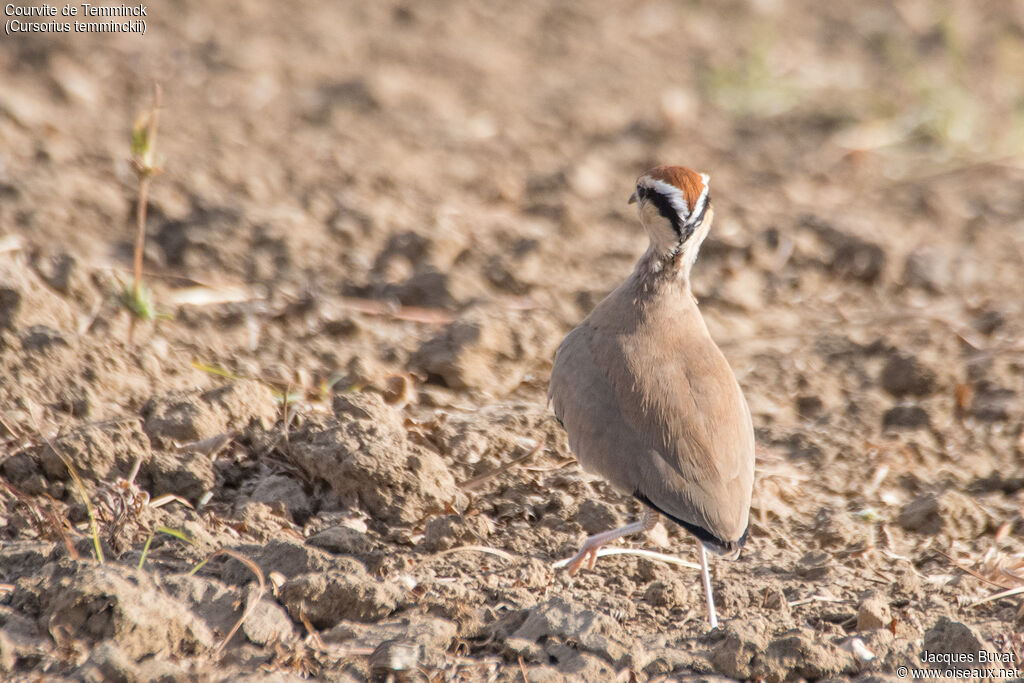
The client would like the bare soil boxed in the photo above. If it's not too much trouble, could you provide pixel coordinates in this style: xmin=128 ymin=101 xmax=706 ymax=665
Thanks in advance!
xmin=2 ymin=1 xmax=1024 ymax=681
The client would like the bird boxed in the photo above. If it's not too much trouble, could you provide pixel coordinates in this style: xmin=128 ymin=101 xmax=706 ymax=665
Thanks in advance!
xmin=548 ymin=165 xmax=754 ymax=629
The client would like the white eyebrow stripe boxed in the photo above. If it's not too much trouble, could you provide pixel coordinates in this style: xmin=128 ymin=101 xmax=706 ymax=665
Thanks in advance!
xmin=637 ymin=176 xmax=691 ymax=220
xmin=688 ymin=173 xmax=710 ymax=226
xmin=636 ymin=173 xmax=711 ymax=227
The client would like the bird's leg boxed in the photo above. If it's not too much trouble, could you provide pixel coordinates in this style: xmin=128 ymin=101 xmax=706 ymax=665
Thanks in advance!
xmin=565 ymin=510 xmax=658 ymax=575
xmin=698 ymin=541 xmax=719 ymax=630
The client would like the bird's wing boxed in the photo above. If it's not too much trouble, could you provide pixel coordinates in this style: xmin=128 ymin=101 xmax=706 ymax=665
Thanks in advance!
xmin=549 ymin=319 xmax=754 ymax=546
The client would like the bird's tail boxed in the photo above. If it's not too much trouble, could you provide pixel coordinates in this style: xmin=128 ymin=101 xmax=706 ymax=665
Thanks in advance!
xmin=634 ymin=490 xmax=748 ymax=560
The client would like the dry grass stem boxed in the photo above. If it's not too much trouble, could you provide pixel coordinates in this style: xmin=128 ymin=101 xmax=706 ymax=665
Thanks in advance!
xmin=165 ymin=285 xmax=259 ymax=307
xmin=0 ymin=234 xmax=25 ymax=253
xmin=178 ymin=433 xmax=235 ymax=457
xmin=131 ymin=83 xmax=162 ymax=302
xmin=149 ymin=493 xmax=194 ymax=509
xmin=787 ymin=594 xmax=848 ymax=608
xmin=125 ymin=81 xmax=165 ymax=342
xmin=338 ymin=296 xmax=454 ymax=324
xmin=938 ymin=550 xmax=1017 ymax=591
xmin=457 ymin=440 xmax=545 ymax=491
xmin=968 ymin=586 xmax=1024 ymax=608
xmin=1 ymin=478 xmax=78 ymax=555
xmin=44 ymin=440 xmax=104 ymax=563
xmin=190 ymin=548 xmax=266 ymax=657
xmin=42 ymin=494 xmax=80 ymax=559
xmin=297 ymin=610 xmax=324 ymax=650
xmin=552 ymin=547 xmax=700 ymax=571
xmin=432 ymin=545 xmax=516 ymax=564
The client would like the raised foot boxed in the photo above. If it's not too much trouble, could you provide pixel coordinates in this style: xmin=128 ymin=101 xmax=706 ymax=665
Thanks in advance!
xmin=564 ymin=538 xmax=605 ymax=575
xmin=560 ymin=512 xmax=657 ymax=576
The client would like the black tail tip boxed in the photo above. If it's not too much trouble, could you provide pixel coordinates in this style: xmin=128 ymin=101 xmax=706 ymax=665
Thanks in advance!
xmin=705 ymin=524 xmax=748 ymax=560
xmin=634 ymin=490 xmax=748 ymax=559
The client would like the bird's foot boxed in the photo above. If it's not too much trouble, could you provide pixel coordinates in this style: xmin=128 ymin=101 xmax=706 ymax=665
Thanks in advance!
xmin=564 ymin=539 xmax=605 ymax=575
xmin=560 ymin=513 xmax=658 ymax=576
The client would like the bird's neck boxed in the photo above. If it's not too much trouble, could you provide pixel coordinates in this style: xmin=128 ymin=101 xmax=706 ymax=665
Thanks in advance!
xmin=634 ymin=242 xmax=698 ymax=292
xmin=622 ymin=251 xmax=698 ymax=317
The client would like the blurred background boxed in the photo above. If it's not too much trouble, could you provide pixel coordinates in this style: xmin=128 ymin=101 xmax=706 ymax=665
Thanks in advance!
xmin=3 ymin=0 xmax=1022 ymax=423
xmin=1 ymin=0 xmax=1024 ymax=678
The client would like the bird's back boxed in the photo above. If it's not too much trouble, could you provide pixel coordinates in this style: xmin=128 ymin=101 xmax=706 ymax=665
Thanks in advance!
xmin=549 ymin=274 xmax=754 ymax=552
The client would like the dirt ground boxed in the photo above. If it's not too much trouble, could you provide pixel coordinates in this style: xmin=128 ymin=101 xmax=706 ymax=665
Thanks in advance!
xmin=2 ymin=1 xmax=1024 ymax=680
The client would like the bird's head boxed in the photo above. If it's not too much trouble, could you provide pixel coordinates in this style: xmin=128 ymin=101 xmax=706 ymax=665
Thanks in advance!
xmin=629 ymin=165 xmax=713 ymax=272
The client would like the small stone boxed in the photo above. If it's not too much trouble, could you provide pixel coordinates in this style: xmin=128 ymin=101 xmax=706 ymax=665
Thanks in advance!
xmin=796 ymin=550 xmax=832 ymax=580
xmin=144 ymin=449 xmax=214 ymax=502
xmin=812 ymin=507 xmax=862 ymax=549
xmin=0 ymin=287 xmax=21 ymax=330
xmin=762 ymin=628 xmax=858 ymax=680
xmin=242 ymin=598 xmax=295 ymax=646
xmin=830 ymin=234 xmax=886 ymax=284
xmin=972 ymin=309 xmax=1005 ymax=336
xmin=31 ymin=251 xmax=78 ymax=295
xmin=20 ymin=325 xmax=69 ymax=352
xmin=970 ymin=382 xmax=1016 ymax=422
xmin=923 ymin=617 xmax=995 ymax=661
xmin=486 ymin=597 xmax=642 ymax=670
xmin=643 ymin=580 xmax=689 ymax=609
xmin=902 ymin=248 xmax=943 ymax=292
xmin=840 ymin=636 xmax=876 ymax=663
xmin=409 ymin=306 xmax=560 ymax=393
xmin=897 ymin=491 xmax=988 ymax=538
xmin=307 ymin=526 xmax=375 ymax=556
xmin=761 ymin=585 xmax=791 ymax=620
xmin=880 ymin=353 xmax=937 ymax=397
xmin=796 ymin=395 xmax=823 ymax=418
xmin=856 ymin=590 xmax=891 ymax=631
xmin=711 ymin=621 xmax=768 ymax=680
xmin=280 ymin=568 xmax=401 ymax=628
xmin=422 ymin=514 xmax=491 ymax=552
xmin=882 ymin=404 xmax=930 ymax=430
xmin=245 ymin=473 xmax=312 ymax=523
xmin=575 ymin=499 xmax=622 ymax=535
xmin=38 ymin=420 xmax=151 ymax=484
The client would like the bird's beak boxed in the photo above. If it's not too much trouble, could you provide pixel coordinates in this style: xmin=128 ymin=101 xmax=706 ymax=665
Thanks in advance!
xmin=628 ymin=191 xmax=637 ymax=205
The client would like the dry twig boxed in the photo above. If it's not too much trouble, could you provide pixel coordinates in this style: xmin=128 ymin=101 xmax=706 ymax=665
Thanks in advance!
xmin=190 ymin=548 xmax=267 ymax=656
xmin=457 ymin=440 xmax=545 ymax=491
xmin=552 ymin=547 xmax=700 ymax=571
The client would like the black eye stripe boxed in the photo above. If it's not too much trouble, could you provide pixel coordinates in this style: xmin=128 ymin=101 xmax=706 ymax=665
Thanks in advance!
xmin=690 ymin=191 xmax=710 ymax=229
xmin=637 ymin=185 xmax=704 ymax=242
xmin=638 ymin=186 xmax=683 ymax=233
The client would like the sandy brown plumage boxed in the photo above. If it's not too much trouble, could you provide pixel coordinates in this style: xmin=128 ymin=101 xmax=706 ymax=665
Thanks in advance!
xmin=548 ymin=165 xmax=754 ymax=627
xmin=549 ymin=263 xmax=753 ymax=552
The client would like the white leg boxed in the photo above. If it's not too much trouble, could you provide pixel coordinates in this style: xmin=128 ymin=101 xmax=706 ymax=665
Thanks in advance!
xmin=698 ymin=542 xmax=719 ymax=629
xmin=564 ymin=510 xmax=658 ymax=575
